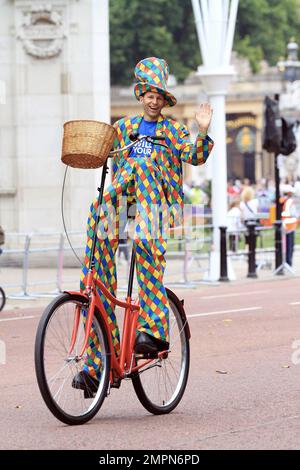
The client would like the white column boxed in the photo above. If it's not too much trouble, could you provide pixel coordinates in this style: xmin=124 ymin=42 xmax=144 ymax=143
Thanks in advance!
xmin=191 ymin=0 xmax=239 ymax=281
xmin=91 ymin=0 xmax=111 ymax=187
xmin=199 ymin=69 xmax=236 ymax=280
xmin=91 ymin=0 xmax=110 ymax=123
xmin=210 ymin=94 xmax=227 ymax=247
xmin=0 ymin=1 xmax=17 ymax=232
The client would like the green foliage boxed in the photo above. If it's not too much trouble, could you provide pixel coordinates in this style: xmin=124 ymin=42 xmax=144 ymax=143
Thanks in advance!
xmin=235 ymin=0 xmax=300 ymax=71
xmin=109 ymin=0 xmax=200 ymax=85
xmin=109 ymin=0 xmax=300 ymax=84
xmin=235 ymin=36 xmax=263 ymax=73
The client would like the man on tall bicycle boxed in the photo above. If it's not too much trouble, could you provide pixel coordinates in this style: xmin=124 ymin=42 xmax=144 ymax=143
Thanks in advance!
xmin=74 ymin=57 xmax=213 ymax=392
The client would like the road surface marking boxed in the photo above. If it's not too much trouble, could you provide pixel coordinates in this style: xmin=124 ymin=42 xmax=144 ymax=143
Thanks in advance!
xmin=199 ymin=290 xmax=270 ymax=300
xmin=289 ymin=301 xmax=300 ymax=306
xmin=188 ymin=306 xmax=262 ymax=318
xmin=0 ymin=315 xmax=36 ymax=322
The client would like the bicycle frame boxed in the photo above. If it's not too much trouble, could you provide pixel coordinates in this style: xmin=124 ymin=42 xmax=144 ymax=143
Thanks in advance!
xmin=65 ymin=275 xmax=167 ymax=383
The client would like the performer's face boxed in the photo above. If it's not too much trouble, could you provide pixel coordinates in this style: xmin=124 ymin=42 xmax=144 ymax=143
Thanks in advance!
xmin=140 ymin=91 xmax=166 ymax=121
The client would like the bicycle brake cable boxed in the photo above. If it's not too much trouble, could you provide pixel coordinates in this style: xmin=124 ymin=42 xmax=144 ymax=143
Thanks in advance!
xmin=61 ymin=166 xmax=83 ymax=267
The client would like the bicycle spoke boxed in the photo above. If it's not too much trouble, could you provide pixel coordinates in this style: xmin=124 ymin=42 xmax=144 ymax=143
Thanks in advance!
xmin=133 ymin=296 xmax=189 ymax=411
xmin=48 ymin=361 xmax=72 ymax=390
xmin=53 ymin=368 xmax=73 ymax=404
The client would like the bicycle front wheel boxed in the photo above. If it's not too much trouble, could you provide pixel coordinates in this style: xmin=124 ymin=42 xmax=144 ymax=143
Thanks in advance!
xmin=35 ymin=293 xmax=110 ymax=425
xmin=0 ymin=287 xmax=6 ymax=312
xmin=132 ymin=288 xmax=190 ymax=414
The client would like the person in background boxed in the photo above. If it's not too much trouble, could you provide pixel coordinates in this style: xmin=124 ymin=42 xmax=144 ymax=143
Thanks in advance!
xmin=240 ymin=186 xmax=259 ymax=223
xmin=281 ymin=184 xmax=298 ymax=266
xmin=255 ymin=178 xmax=272 ymax=224
xmin=266 ymin=178 xmax=276 ymax=203
xmin=233 ymin=179 xmax=242 ymax=195
xmin=255 ymin=178 xmax=267 ymax=198
xmin=227 ymin=179 xmax=239 ymax=204
xmin=242 ymin=178 xmax=251 ymax=189
xmin=227 ymin=199 xmax=242 ymax=252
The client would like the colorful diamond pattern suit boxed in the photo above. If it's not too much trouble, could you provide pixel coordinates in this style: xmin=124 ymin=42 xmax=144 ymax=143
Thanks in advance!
xmin=81 ymin=113 xmax=214 ymax=378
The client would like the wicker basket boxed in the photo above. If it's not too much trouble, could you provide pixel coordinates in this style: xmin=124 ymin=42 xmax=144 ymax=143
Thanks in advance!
xmin=61 ymin=120 xmax=116 ymax=169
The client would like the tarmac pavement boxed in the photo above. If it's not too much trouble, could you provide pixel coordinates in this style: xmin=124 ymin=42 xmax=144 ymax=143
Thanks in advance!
xmin=0 ymin=275 xmax=300 ymax=450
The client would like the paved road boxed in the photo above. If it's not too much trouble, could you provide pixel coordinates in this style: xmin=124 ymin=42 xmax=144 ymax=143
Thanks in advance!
xmin=0 ymin=277 xmax=300 ymax=450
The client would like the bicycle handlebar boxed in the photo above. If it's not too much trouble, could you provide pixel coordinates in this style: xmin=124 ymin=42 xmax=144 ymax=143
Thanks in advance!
xmin=109 ymin=134 xmax=168 ymax=155
xmin=129 ymin=133 xmax=166 ymax=142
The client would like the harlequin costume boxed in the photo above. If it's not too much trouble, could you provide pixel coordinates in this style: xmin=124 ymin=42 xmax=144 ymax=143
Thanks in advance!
xmin=78 ymin=57 xmax=214 ymax=381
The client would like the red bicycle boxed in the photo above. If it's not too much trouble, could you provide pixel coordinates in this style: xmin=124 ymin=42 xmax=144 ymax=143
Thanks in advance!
xmin=35 ymin=135 xmax=190 ymax=425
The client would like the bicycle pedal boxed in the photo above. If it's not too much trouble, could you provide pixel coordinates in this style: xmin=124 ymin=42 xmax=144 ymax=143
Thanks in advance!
xmin=110 ymin=379 xmax=121 ymax=389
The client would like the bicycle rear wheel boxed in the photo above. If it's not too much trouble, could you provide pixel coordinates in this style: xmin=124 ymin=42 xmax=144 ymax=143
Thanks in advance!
xmin=0 ymin=287 xmax=6 ymax=312
xmin=132 ymin=289 xmax=190 ymax=414
xmin=35 ymin=293 xmax=110 ymax=425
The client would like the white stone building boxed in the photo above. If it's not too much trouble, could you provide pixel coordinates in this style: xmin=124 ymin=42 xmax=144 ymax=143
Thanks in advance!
xmin=1 ymin=0 xmax=300 ymax=239
xmin=0 ymin=0 xmax=111 ymax=234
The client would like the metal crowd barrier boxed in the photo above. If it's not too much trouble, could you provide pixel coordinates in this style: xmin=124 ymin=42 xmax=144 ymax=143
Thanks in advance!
xmin=164 ymin=224 xmax=212 ymax=287
xmin=1 ymin=221 xmax=290 ymax=299
xmin=0 ymin=225 xmax=214 ymax=298
xmin=1 ymin=231 xmax=84 ymax=299
xmin=220 ymin=222 xmax=299 ymax=280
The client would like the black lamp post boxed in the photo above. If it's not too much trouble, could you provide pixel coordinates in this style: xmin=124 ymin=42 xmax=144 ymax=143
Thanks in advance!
xmin=272 ymin=94 xmax=283 ymax=272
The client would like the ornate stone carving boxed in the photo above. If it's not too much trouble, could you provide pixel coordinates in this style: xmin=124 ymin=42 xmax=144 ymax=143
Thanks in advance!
xmin=18 ymin=4 xmax=65 ymax=58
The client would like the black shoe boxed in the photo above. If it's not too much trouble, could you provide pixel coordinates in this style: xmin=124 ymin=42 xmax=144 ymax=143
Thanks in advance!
xmin=134 ymin=332 xmax=169 ymax=355
xmin=72 ymin=370 xmax=99 ymax=397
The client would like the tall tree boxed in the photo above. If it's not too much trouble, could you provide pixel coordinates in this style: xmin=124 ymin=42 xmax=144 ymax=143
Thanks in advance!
xmin=235 ymin=0 xmax=300 ymax=72
xmin=109 ymin=0 xmax=200 ymax=84
xmin=109 ymin=0 xmax=300 ymax=84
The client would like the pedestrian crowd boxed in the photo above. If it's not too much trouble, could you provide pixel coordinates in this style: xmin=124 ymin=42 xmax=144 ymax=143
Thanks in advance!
xmin=184 ymin=176 xmax=300 ymax=266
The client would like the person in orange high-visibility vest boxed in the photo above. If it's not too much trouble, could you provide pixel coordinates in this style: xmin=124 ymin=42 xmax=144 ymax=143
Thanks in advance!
xmin=281 ymin=184 xmax=298 ymax=266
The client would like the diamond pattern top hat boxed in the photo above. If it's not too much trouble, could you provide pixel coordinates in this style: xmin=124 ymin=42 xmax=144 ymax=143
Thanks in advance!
xmin=134 ymin=57 xmax=177 ymax=107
